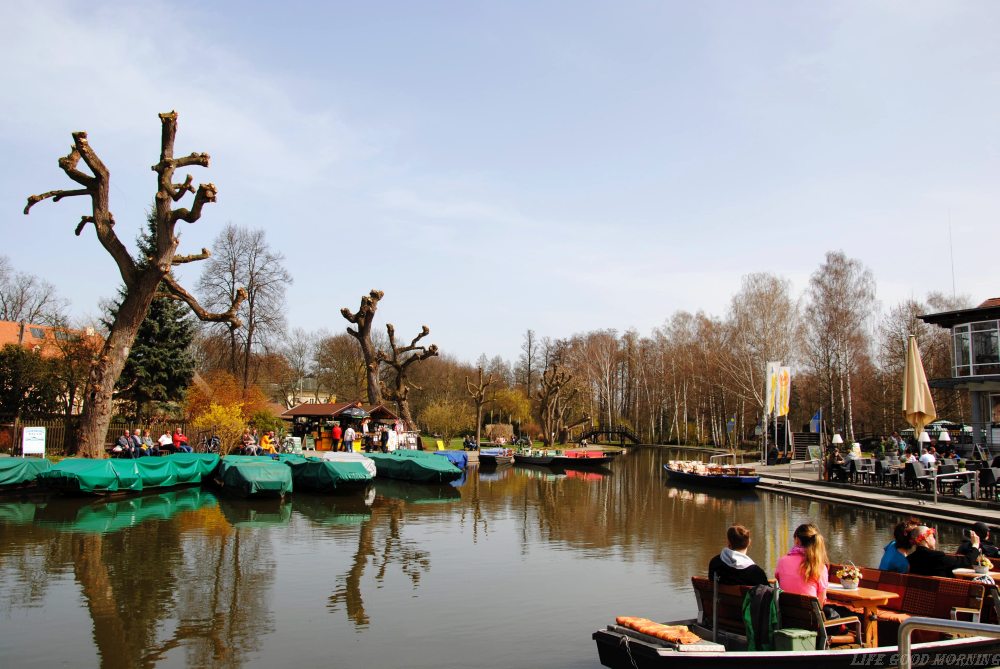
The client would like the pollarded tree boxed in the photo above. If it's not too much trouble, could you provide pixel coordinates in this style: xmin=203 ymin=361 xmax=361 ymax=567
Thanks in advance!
xmin=24 ymin=112 xmax=246 ymax=457
xmin=379 ymin=323 xmax=439 ymax=430
xmin=341 ymin=290 xmax=385 ymax=405
xmin=465 ymin=366 xmax=495 ymax=448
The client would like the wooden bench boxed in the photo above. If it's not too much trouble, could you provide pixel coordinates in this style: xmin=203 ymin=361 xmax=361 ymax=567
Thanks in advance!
xmin=691 ymin=576 xmax=861 ymax=650
xmin=829 ymin=564 xmax=987 ymax=642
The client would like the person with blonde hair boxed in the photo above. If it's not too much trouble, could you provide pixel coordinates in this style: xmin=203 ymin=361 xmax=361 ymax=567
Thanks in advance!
xmin=775 ymin=523 xmax=830 ymax=606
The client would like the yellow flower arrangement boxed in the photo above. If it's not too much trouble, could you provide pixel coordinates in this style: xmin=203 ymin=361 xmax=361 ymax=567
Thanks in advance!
xmin=976 ymin=555 xmax=993 ymax=569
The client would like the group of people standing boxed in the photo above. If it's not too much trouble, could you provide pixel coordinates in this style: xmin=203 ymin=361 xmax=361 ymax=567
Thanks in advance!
xmin=709 ymin=519 xmax=999 ymax=619
xmin=330 ymin=422 xmax=395 ymax=452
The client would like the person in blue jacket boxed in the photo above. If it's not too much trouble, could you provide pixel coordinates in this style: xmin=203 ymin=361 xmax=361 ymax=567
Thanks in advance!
xmin=878 ymin=517 xmax=920 ymax=572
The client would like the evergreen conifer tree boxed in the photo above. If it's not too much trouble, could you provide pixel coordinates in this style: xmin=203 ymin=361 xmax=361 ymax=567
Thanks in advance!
xmin=108 ymin=213 xmax=196 ymax=418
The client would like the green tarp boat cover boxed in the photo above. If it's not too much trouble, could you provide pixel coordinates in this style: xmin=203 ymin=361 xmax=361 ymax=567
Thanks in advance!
xmin=0 ymin=458 xmax=52 ymax=487
xmin=215 ymin=456 xmax=293 ymax=498
xmin=291 ymin=494 xmax=372 ymax=526
xmin=39 ymin=456 xmax=208 ymax=494
xmin=164 ymin=452 xmax=220 ymax=477
xmin=366 ymin=450 xmax=462 ymax=483
xmin=39 ymin=459 xmax=144 ymax=493
xmin=277 ymin=454 xmax=373 ymax=492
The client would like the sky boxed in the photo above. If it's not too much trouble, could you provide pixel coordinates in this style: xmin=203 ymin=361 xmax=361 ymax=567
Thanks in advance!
xmin=2 ymin=1 xmax=998 ymax=364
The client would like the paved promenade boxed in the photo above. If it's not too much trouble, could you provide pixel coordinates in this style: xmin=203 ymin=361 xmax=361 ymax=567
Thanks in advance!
xmin=756 ymin=462 xmax=1000 ymax=526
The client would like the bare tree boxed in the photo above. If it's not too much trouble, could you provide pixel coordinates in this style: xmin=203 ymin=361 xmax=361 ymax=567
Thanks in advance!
xmin=24 ymin=112 xmax=246 ymax=457
xmin=516 ymin=329 xmax=539 ymax=394
xmin=465 ymin=366 xmax=495 ymax=447
xmin=804 ymin=251 xmax=875 ymax=442
xmin=720 ymin=272 xmax=800 ymax=419
xmin=0 ymin=255 xmax=67 ymax=324
xmin=315 ymin=332 xmax=368 ymax=402
xmin=536 ymin=363 xmax=575 ymax=446
xmin=341 ymin=290 xmax=385 ymax=405
xmin=378 ymin=323 xmax=439 ymax=429
xmin=197 ymin=224 xmax=292 ymax=389
xmin=275 ymin=327 xmax=316 ymax=407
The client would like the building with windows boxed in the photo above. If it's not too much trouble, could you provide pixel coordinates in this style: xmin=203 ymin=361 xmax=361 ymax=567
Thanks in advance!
xmin=920 ymin=298 xmax=1000 ymax=448
xmin=0 ymin=320 xmax=99 ymax=358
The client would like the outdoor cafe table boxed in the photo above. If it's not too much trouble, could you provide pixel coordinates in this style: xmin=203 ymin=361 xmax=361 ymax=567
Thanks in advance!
xmin=826 ymin=583 xmax=899 ymax=648
xmin=952 ymin=567 xmax=1000 ymax=580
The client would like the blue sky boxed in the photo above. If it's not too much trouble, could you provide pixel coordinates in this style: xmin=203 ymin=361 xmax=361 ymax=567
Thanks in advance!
xmin=2 ymin=1 xmax=998 ymax=363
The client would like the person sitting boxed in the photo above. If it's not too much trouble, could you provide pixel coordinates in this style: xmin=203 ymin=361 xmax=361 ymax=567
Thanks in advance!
xmin=708 ymin=525 xmax=769 ymax=586
xmin=959 ymin=522 xmax=1000 ymax=559
xmin=878 ymin=517 xmax=920 ymax=573
xmin=172 ymin=427 xmax=191 ymax=453
xmin=918 ymin=448 xmax=936 ymax=468
xmin=241 ymin=429 xmax=259 ymax=455
xmin=776 ymin=524 xmax=830 ymax=605
xmin=141 ymin=429 xmax=159 ymax=457
xmin=767 ymin=445 xmax=780 ymax=466
xmin=907 ymin=525 xmax=979 ymax=577
xmin=114 ymin=429 xmax=132 ymax=457
xmin=830 ymin=448 xmax=848 ymax=482
xmin=259 ymin=430 xmax=276 ymax=455
xmin=158 ymin=432 xmax=174 ymax=453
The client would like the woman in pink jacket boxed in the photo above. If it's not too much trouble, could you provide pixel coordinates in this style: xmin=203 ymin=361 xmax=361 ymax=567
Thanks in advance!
xmin=775 ymin=523 xmax=830 ymax=606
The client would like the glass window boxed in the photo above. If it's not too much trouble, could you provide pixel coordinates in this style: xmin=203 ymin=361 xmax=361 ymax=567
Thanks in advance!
xmin=971 ymin=320 xmax=1000 ymax=375
xmin=954 ymin=326 xmax=971 ymax=376
xmin=29 ymin=327 xmax=45 ymax=339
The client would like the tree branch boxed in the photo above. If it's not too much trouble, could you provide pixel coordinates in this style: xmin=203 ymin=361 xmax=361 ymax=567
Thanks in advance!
xmin=162 ymin=274 xmax=246 ymax=327
xmin=170 ymin=182 xmax=217 ymax=224
xmin=24 ymin=129 xmax=137 ymax=286
xmin=171 ymin=248 xmax=211 ymax=265
xmin=23 ymin=188 xmax=91 ymax=214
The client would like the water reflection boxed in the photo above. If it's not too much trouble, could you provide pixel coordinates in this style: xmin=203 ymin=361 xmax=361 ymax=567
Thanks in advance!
xmin=0 ymin=448 xmax=977 ymax=669
xmin=327 ymin=493 xmax=431 ymax=629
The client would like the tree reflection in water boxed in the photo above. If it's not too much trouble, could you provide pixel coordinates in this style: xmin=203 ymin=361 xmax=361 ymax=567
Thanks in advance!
xmin=328 ymin=498 xmax=430 ymax=628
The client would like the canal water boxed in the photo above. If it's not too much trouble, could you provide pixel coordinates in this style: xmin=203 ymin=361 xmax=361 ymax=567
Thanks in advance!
xmin=0 ymin=448 xmax=965 ymax=668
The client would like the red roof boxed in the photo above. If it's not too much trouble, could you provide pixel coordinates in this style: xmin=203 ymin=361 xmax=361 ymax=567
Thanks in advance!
xmin=978 ymin=297 xmax=1000 ymax=309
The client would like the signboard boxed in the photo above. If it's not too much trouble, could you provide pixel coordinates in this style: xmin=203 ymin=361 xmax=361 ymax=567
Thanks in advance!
xmin=22 ymin=426 xmax=46 ymax=457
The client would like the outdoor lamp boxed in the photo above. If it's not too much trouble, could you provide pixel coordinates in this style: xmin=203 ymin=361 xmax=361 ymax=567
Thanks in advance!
xmin=918 ymin=431 xmax=931 ymax=444
xmin=832 ymin=434 xmax=843 ymax=445
xmin=939 ymin=430 xmax=951 ymax=442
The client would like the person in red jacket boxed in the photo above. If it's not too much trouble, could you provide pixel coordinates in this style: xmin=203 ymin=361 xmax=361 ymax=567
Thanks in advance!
xmin=172 ymin=427 xmax=191 ymax=453
xmin=332 ymin=423 xmax=343 ymax=451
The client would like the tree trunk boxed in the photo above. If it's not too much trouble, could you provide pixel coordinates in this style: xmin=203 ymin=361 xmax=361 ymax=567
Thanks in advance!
xmin=77 ymin=277 xmax=159 ymax=457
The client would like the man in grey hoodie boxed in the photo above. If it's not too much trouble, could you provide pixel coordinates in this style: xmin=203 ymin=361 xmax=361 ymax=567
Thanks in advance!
xmin=708 ymin=525 xmax=769 ymax=586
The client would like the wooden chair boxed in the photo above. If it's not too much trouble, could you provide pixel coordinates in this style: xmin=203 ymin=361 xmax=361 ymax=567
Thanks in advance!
xmin=777 ymin=591 xmax=862 ymax=649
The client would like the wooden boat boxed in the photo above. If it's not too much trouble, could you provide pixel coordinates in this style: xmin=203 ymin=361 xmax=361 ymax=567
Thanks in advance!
xmin=593 ymin=621 xmax=1000 ymax=668
xmin=663 ymin=456 xmax=759 ymax=489
xmin=514 ymin=448 xmax=614 ymax=468
xmin=479 ymin=447 xmax=514 ymax=467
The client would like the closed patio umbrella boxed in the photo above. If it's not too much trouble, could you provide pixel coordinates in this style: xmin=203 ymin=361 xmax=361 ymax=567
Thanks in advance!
xmin=902 ymin=335 xmax=936 ymax=437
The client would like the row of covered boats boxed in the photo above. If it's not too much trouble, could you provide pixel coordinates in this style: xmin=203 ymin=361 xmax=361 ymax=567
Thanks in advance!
xmin=0 ymin=445 xmax=622 ymax=500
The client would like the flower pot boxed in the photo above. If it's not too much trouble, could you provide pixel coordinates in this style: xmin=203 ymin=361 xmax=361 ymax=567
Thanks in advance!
xmin=840 ymin=578 xmax=859 ymax=590
xmin=974 ymin=565 xmax=989 ymax=574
